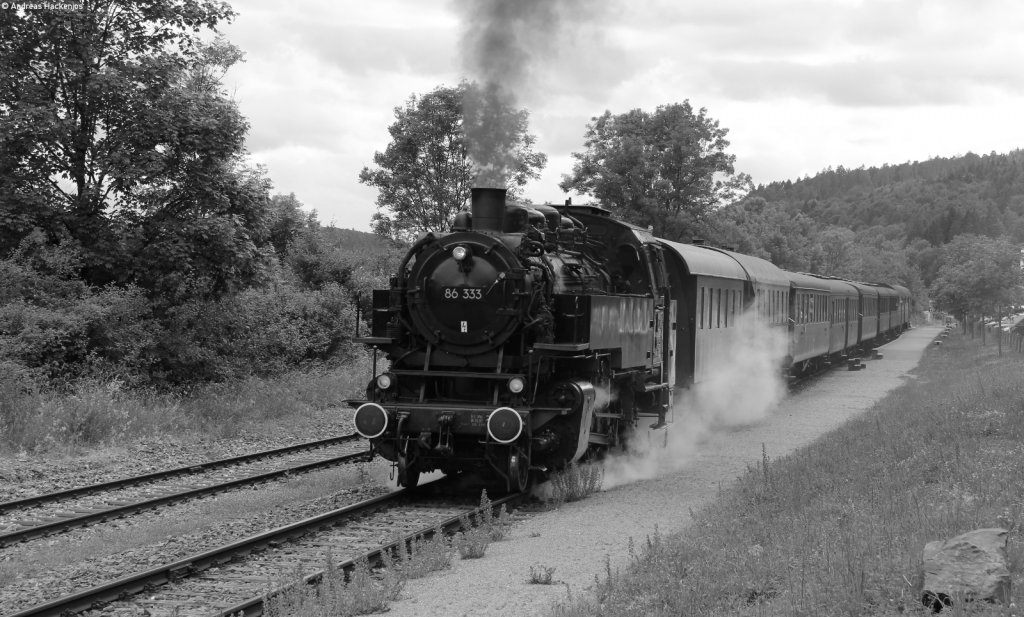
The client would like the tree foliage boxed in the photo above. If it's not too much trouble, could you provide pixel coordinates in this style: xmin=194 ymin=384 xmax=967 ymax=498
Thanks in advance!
xmin=359 ymin=81 xmax=546 ymax=242
xmin=0 ymin=3 xmax=379 ymax=388
xmin=703 ymin=150 xmax=1024 ymax=314
xmin=931 ymin=235 xmax=1023 ymax=320
xmin=750 ymin=150 xmax=1024 ymax=246
xmin=0 ymin=1 xmax=272 ymax=301
xmin=560 ymin=102 xmax=751 ymax=241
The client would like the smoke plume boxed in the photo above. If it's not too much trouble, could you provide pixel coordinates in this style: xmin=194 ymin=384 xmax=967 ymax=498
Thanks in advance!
xmin=452 ymin=0 xmax=581 ymax=187
xmin=601 ymin=313 xmax=790 ymax=489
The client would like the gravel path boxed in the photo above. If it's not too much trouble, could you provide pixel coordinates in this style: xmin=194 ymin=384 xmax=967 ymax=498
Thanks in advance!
xmin=382 ymin=326 xmax=941 ymax=617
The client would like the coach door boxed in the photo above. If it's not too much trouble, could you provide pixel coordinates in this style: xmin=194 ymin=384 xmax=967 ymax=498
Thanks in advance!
xmin=644 ymin=245 xmax=676 ymax=401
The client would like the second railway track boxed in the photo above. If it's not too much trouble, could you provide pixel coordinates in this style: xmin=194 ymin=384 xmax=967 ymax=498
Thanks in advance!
xmin=0 ymin=434 xmax=370 ymax=547
xmin=6 ymin=479 xmax=527 ymax=617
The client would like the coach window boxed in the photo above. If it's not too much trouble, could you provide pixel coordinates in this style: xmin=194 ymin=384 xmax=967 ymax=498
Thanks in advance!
xmin=699 ymin=287 xmax=704 ymax=329
xmin=717 ymin=289 xmax=722 ymax=327
xmin=707 ymin=288 xmax=713 ymax=328
xmin=708 ymin=288 xmax=714 ymax=328
xmin=709 ymin=288 xmax=714 ymax=328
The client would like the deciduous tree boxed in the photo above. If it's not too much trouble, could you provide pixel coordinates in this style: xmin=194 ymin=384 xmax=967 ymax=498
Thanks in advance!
xmin=359 ymin=82 xmax=546 ymax=242
xmin=0 ymin=1 xmax=272 ymax=301
xmin=560 ymin=102 xmax=751 ymax=241
xmin=931 ymin=234 xmax=1023 ymax=337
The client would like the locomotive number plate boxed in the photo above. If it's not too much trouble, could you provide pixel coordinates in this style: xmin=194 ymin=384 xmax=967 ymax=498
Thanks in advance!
xmin=442 ymin=287 xmax=483 ymax=301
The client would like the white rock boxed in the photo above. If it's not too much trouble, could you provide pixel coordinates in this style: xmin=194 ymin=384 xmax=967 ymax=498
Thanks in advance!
xmin=922 ymin=528 xmax=1011 ymax=610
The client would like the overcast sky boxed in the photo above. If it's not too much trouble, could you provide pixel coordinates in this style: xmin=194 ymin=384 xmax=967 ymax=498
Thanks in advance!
xmin=219 ymin=0 xmax=1024 ymax=231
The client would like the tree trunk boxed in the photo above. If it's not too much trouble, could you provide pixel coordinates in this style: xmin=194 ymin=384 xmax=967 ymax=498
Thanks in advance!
xmin=998 ymin=308 xmax=1003 ymax=357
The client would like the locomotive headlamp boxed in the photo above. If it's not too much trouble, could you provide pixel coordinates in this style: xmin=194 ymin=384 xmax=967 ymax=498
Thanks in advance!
xmin=376 ymin=373 xmax=394 ymax=390
xmin=452 ymin=245 xmax=469 ymax=261
xmin=508 ymin=377 xmax=525 ymax=394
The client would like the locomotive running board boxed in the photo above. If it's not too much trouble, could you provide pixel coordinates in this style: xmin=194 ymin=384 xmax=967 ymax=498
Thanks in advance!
xmin=532 ymin=342 xmax=590 ymax=352
xmin=391 ymin=369 xmax=525 ymax=380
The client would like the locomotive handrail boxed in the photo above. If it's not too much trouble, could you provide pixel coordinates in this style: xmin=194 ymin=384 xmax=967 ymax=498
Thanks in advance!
xmin=346 ymin=399 xmax=571 ymax=414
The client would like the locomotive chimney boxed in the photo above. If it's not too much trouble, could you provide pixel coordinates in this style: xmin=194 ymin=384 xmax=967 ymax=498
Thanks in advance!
xmin=471 ymin=187 xmax=506 ymax=232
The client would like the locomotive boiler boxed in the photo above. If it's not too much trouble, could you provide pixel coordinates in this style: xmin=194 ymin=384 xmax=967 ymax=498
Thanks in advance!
xmin=351 ymin=188 xmax=677 ymax=491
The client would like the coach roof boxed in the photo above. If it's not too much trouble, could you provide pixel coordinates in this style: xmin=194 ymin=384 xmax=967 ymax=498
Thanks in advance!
xmin=706 ymin=247 xmax=792 ymax=287
xmin=659 ymin=240 xmax=748 ymax=281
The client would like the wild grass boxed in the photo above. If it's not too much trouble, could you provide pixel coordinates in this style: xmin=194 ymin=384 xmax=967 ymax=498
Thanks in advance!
xmin=0 ymin=351 xmax=374 ymax=454
xmin=530 ymin=564 xmax=558 ymax=585
xmin=549 ymin=332 xmax=1024 ymax=617
xmin=263 ymin=555 xmax=403 ymax=617
xmin=394 ymin=529 xmax=455 ymax=579
xmin=453 ymin=520 xmax=492 ymax=559
xmin=548 ymin=461 xmax=604 ymax=506
xmin=451 ymin=490 xmax=517 ymax=559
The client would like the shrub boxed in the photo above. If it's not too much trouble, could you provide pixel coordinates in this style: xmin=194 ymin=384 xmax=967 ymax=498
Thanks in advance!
xmin=155 ymin=282 xmax=357 ymax=384
xmin=0 ymin=254 xmax=157 ymax=386
xmin=264 ymin=555 xmax=402 ymax=617
xmin=477 ymin=489 xmax=514 ymax=541
xmin=396 ymin=530 xmax=454 ymax=579
xmin=529 ymin=564 xmax=557 ymax=585
xmin=453 ymin=513 xmax=491 ymax=559
xmin=549 ymin=462 xmax=604 ymax=505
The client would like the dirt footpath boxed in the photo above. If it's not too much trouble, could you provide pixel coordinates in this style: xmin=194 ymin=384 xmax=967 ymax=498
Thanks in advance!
xmin=382 ymin=326 xmax=941 ymax=617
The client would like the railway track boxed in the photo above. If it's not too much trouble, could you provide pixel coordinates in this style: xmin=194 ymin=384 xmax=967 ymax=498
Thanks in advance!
xmin=0 ymin=434 xmax=370 ymax=547
xmin=7 ymin=480 xmax=527 ymax=617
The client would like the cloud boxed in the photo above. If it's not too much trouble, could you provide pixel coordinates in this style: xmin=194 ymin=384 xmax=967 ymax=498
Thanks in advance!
xmin=216 ymin=0 xmax=1024 ymax=230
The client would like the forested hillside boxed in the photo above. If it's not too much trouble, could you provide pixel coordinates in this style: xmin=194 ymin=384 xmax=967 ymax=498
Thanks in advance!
xmin=709 ymin=149 xmax=1024 ymax=306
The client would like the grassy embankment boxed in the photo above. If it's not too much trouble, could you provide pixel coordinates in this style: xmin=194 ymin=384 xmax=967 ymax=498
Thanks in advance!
xmin=0 ymin=352 xmax=375 ymax=455
xmin=551 ymin=330 xmax=1024 ymax=617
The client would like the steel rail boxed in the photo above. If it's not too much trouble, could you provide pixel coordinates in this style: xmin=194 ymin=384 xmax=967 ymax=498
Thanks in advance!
xmin=0 ymin=433 xmax=362 ymax=514
xmin=7 ymin=481 xmax=526 ymax=617
xmin=6 ymin=488 xmax=409 ymax=617
xmin=213 ymin=490 xmax=528 ymax=617
xmin=0 ymin=448 xmax=371 ymax=547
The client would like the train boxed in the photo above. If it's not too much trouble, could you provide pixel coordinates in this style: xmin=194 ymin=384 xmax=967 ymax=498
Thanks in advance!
xmin=350 ymin=188 xmax=912 ymax=491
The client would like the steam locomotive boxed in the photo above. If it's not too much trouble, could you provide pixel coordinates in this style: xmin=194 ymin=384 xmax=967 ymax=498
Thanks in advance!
xmin=350 ymin=188 xmax=911 ymax=491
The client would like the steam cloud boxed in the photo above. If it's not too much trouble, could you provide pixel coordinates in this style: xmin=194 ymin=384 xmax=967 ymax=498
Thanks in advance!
xmin=453 ymin=0 xmax=582 ymax=187
xmin=601 ymin=313 xmax=790 ymax=489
